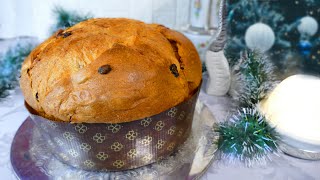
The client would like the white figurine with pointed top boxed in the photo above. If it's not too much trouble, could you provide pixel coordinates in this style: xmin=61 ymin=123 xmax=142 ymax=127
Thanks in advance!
xmin=205 ymin=0 xmax=231 ymax=96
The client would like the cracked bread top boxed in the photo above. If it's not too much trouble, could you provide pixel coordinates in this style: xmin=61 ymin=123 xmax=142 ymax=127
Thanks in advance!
xmin=20 ymin=18 xmax=202 ymax=123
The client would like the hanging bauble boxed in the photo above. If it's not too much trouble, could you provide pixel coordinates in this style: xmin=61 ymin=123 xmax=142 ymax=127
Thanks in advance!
xmin=297 ymin=16 xmax=319 ymax=37
xmin=245 ymin=23 xmax=275 ymax=52
xmin=298 ymin=40 xmax=312 ymax=57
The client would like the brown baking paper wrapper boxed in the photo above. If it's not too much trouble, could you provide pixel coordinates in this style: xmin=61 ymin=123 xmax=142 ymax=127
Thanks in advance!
xmin=25 ymin=88 xmax=199 ymax=171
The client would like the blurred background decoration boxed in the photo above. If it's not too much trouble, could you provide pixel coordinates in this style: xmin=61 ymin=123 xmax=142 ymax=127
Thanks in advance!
xmin=183 ymin=0 xmax=221 ymax=63
xmin=0 ymin=40 xmax=36 ymax=98
xmin=50 ymin=6 xmax=93 ymax=34
xmin=225 ymin=0 xmax=320 ymax=78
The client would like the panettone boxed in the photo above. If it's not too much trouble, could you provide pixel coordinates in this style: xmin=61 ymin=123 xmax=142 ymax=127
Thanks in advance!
xmin=20 ymin=18 xmax=202 ymax=123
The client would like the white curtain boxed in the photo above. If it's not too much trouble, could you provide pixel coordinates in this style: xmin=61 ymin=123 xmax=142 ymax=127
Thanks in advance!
xmin=0 ymin=0 xmax=189 ymax=40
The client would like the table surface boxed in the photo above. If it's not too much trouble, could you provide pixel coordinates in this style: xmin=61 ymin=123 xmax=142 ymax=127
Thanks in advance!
xmin=1 ymin=38 xmax=320 ymax=180
xmin=1 ymin=87 xmax=320 ymax=180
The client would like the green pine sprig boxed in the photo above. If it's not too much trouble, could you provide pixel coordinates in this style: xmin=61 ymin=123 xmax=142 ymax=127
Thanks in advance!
xmin=51 ymin=6 xmax=93 ymax=33
xmin=202 ymin=62 xmax=207 ymax=72
xmin=215 ymin=108 xmax=278 ymax=163
xmin=0 ymin=43 xmax=35 ymax=98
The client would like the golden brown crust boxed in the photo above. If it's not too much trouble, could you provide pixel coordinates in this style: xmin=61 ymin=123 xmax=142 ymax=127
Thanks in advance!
xmin=20 ymin=18 xmax=202 ymax=123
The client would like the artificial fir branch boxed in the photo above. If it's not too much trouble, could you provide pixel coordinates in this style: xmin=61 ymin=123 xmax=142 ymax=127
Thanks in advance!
xmin=51 ymin=6 xmax=93 ymax=33
xmin=202 ymin=62 xmax=207 ymax=72
xmin=215 ymin=108 xmax=278 ymax=163
xmin=0 ymin=43 xmax=35 ymax=98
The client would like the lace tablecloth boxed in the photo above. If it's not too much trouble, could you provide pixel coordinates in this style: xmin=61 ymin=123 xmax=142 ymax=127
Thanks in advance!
xmin=1 ymin=87 xmax=320 ymax=180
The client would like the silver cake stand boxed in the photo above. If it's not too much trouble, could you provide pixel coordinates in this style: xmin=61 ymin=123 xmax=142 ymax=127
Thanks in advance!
xmin=10 ymin=101 xmax=218 ymax=180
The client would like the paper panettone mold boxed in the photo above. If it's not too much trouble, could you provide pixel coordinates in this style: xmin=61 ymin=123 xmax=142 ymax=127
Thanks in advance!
xmin=25 ymin=88 xmax=200 ymax=171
